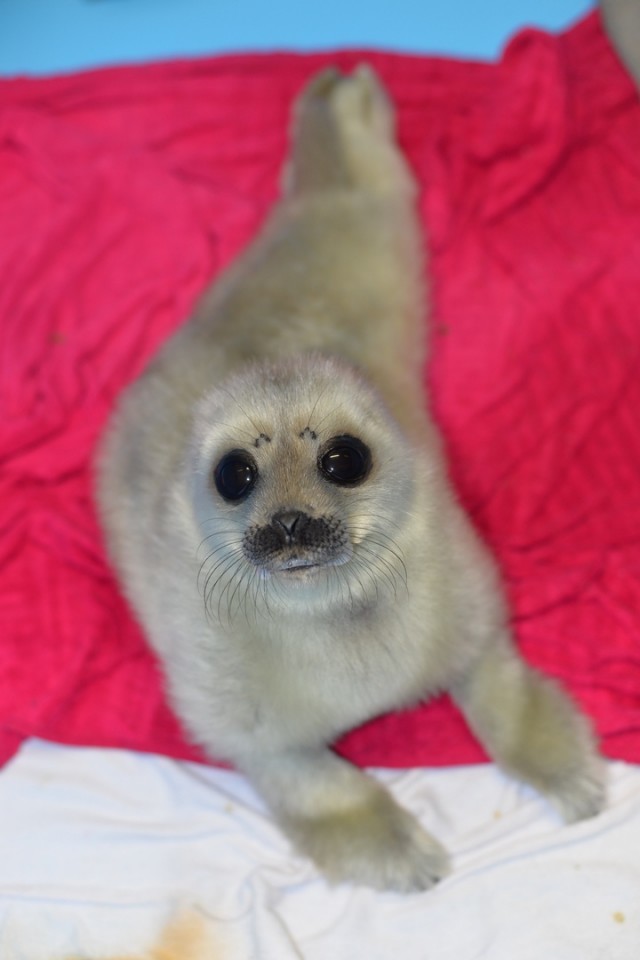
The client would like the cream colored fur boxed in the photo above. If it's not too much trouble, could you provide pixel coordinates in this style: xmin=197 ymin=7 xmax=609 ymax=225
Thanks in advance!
xmin=96 ymin=67 xmax=605 ymax=892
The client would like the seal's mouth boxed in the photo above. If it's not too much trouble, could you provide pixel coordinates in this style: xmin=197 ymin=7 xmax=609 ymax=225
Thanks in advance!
xmin=281 ymin=555 xmax=319 ymax=570
xmin=263 ymin=558 xmax=323 ymax=584
xmin=273 ymin=555 xmax=322 ymax=576
xmin=267 ymin=551 xmax=350 ymax=577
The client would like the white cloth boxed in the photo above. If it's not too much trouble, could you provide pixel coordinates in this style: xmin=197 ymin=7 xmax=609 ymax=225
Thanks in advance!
xmin=0 ymin=739 xmax=639 ymax=959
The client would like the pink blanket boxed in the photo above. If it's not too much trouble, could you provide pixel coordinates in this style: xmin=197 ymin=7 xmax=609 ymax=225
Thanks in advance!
xmin=2 ymin=12 xmax=639 ymax=768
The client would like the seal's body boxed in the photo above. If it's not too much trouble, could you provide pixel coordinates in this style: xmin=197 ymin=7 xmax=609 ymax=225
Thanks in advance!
xmin=97 ymin=68 xmax=604 ymax=891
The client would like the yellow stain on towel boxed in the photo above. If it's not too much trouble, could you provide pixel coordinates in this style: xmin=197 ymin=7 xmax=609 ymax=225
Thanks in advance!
xmin=65 ymin=909 xmax=228 ymax=960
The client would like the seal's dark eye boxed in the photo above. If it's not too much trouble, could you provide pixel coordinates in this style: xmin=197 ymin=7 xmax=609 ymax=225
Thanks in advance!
xmin=318 ymin=435 xmax=371 ymax=486
xmin=214 ymin=450 xmax=258 ymax=502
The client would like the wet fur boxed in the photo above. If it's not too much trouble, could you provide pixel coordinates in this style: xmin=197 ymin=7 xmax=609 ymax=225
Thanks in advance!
xmin=96 ymin=67 xmax=605 ymax=891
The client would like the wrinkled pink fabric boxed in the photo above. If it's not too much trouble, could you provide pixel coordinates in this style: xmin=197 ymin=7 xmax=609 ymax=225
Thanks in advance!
xmin=1 ymin=12 xmax=639 ymax=768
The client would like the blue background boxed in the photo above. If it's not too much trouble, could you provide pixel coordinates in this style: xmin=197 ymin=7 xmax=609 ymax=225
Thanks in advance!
xmin=1 ymin=0 xmax=593 ymax=77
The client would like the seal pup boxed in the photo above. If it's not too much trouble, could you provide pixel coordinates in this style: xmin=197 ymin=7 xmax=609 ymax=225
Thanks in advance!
xmin=96 ymin=67 xmax=605 ymax=892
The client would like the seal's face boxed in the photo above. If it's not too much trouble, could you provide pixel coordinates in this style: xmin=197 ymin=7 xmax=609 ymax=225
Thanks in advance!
xmin=187 ymin=355 xmax=419 ymax=620
xmin=214 ymin=434 xmax=371 ymax=575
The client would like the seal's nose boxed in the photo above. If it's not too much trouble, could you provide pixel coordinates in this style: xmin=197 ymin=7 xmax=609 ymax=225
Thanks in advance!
xmin=272 ymin=510 xmax=307 ymax=543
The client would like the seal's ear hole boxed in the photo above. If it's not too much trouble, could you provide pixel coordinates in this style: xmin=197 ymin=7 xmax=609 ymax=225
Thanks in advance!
xmin=214 ymin=450 xmax=259 ymax=502
xmin=318 ymin=436 xmax=371 ymax=486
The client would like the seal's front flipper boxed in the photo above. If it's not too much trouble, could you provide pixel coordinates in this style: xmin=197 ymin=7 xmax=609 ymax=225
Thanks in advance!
xmin=240 ymin=745 xmax=449 ymax=892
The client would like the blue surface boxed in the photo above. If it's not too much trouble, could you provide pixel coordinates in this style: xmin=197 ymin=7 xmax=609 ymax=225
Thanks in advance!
xmin=0 ymin=0 xmax=594 ymax=77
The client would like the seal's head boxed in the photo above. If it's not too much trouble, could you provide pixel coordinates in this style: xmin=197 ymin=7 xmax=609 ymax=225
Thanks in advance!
xmin=187 ymin=354 xmax=423 ymax=621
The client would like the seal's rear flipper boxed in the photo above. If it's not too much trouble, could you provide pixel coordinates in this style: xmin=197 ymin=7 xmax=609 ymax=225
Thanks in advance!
xmin=284 ymin=66 xmax=416 ymax=198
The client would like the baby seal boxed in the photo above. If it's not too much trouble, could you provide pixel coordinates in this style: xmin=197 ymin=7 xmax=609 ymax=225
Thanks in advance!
xmin=96 ymin=67 xmax=605 ymax=892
